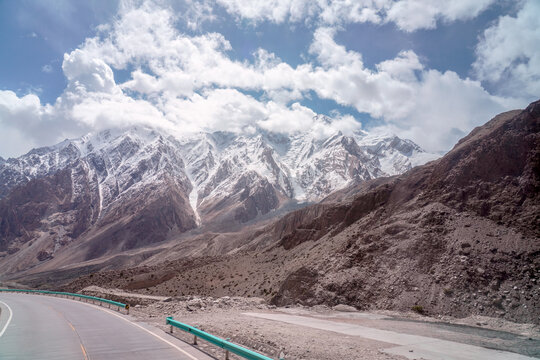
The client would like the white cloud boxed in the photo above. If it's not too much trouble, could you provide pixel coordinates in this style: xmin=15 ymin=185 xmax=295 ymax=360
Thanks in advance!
xmin=0 ymin=91 xmax=54 ymax=140
xmin=159 ymin=88 xmax=349 ymax=138
xmin=41 ymin=64 xmax=53 ymax=73
xmin=304 ymin=35 xmax=420 ymax=119
xmin=385 ymin=0 xmax=495 ymax=32
xmin=213 ymin=0 xmax=496 ymax=31
xmin=70 ymin=92 xmax=171 ymax=130
xmin=181 ymin=0 xmax=217 ymax=30
xmin=0 ymin=1 xmax=530 ymax=158
xmin=162 ymin=88 xmax=267 ymax=133
xmin=62 ymin=49 xmax=119 ymax=94
xmin=0 ymin=90 xmax=72 ymax=157
xmin=317 ymin=0 xmax=383 ymax=25
xmin=0 ymin=91 xmax=43 ymax=119
xmin=309 ymin=27 xmax=362 ymax=68
xmin=473 ymin=0 xmax=540 ymax=99
xmin=213 ymin=0 xmax=315 ymax=24
xmin=259 ymin=101 xmax=317 ymax=134
xmin=374 ymin=70 xmax=522 ymax=151
xmin=0 ymin=126 xmax=36 ymax=159
xmin=376 ymin=50 xmax=423 ymax=82
xmin=65 ymin=1 xmax=510 ymax=142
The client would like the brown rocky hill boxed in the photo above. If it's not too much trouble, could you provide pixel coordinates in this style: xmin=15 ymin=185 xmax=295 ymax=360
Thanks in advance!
xmin=65 ymin=100 xmax=539 ymax=324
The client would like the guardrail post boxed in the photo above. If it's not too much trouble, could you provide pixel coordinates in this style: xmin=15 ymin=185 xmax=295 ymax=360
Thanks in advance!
xmin=165 ymin=316 xmax=275 ymax=360
xmin=167 ymin=316 xmax=174 ymax=333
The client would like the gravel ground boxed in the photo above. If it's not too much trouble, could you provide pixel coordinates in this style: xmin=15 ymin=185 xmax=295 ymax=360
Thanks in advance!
xmin=106 ymin=290 xmax=539 ymax=360
xmin=129 ymin=296 xmax=404 ymax=360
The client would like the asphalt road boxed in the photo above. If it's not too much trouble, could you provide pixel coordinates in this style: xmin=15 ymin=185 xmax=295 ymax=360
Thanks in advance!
xmin=0 ymin=293 xmax=212 ymax=360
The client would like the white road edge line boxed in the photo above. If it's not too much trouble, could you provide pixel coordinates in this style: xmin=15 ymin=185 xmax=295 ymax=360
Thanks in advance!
xmin=95 ymin=307 xmax=201 ymax=360
xmin=0 ymin=300 xmax=13 ymax=338
xmin=49 ymin=296 xmax=201 ymax=360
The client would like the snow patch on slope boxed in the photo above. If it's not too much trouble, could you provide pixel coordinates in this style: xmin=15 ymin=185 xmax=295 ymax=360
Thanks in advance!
xmin=185 ymin=169 xmax=201 ymax=226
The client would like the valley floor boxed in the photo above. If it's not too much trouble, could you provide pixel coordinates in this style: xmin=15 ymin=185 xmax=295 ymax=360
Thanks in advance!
xmin=97 ymin=287 xmax=539 ymax=360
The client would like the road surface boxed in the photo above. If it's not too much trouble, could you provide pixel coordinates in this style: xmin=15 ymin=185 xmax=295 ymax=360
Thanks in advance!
xmin=0 ymin=293 xmax=212 ymax=360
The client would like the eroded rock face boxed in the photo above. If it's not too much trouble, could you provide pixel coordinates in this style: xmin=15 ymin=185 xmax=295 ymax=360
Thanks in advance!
xmin=0 ymin=169 xmax=75 ymax=252
xmin=0 ymin=130 xmax=199 ymax=274
xmin=271 ymin=267 xmax=319 ymax=306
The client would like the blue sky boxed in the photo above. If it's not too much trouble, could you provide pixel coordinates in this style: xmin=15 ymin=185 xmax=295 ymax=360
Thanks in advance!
xmin=0 ymin=0 xmax=538 ymax=157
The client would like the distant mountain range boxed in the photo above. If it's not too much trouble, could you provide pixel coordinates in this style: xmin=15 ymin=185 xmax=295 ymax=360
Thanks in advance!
xmin=0 ymin=117 xmax=437 ymax=274
xmin=2 ymin=100 xmax=538 ymax=325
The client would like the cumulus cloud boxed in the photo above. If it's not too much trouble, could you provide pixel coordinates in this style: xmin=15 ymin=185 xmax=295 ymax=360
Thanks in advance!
xmin=0 ymin=0 xmax=530 ymax=158
xmin=473 ymin=0 xmax=540 ymax=99
xmin=162 ymin=88 xmax=267 ymax=133
xmin=0 ymin=91 xmax=71 ymax=157
xmin=0 ymin=91 xmax=44 ymax=121
xmin=63 ymin=49 xmax=119 ymax=94
xmin=213 ymin=0 xmax=496 ymax=31
xmin=181 ymin=0 xmax=217 ymax=30
xmin=385 ymin=0 xmax=495 ymax=32
xmin=374 ymin=71 xmax=522 ymax=151
xmin=213 ymin=0 xmax=315 ymax=24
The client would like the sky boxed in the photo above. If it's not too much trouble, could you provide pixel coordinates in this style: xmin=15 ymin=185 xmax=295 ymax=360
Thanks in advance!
xmin=0 ymin=0 xmax=538 ymax=158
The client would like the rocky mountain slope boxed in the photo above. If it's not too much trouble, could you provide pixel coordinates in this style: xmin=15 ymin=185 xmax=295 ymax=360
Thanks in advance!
xmin=65 ymin=100 xmax=539 ymax=324
xmin=0 ymin=117 xmax=435 ymax=275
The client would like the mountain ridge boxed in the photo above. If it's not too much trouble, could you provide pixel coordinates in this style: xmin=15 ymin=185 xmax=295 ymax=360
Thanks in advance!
xmin=0 ymin=119 xmax=436 ymax=275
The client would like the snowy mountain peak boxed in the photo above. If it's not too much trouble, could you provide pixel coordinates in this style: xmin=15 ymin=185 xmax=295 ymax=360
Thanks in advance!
xmin=0 ymin=122 xmax=439 ymax=225
xmin=313 ymin=114 xmax=333 ymax=125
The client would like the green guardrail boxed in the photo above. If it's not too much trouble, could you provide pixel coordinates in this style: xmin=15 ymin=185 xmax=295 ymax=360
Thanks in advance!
xmin=167 ymin=316 xmax=280 ymax=360
xmin=0 ymin=288 xmax=129 ymax=313
xmin=2 ymin=289 xmax=278 ymax=358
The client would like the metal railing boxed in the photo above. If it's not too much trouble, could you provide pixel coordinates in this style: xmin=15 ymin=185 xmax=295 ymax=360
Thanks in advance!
xmin=167 ymin=316 xmax=279 ymax=360
xmin=0 ymin=288 xmax=129 ymax=313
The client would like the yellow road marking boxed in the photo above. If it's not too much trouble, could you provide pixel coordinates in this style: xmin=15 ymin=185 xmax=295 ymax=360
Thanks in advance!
xmin=21 ymin=294 xmax=201 ymax=360
xmin=48 ymin=305 xmax=89 ymax=360
xmin=68 ymin=321 xmax=76 ymax=332
xmin=80 ymin=343 xmax=89 ymax=360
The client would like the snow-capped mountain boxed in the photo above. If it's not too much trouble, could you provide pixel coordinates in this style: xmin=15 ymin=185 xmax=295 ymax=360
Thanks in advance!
xmin=0 ymin=118 xmax=438 ymax=272
xmin=0 ymin=125 xmax=435 ymax=217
